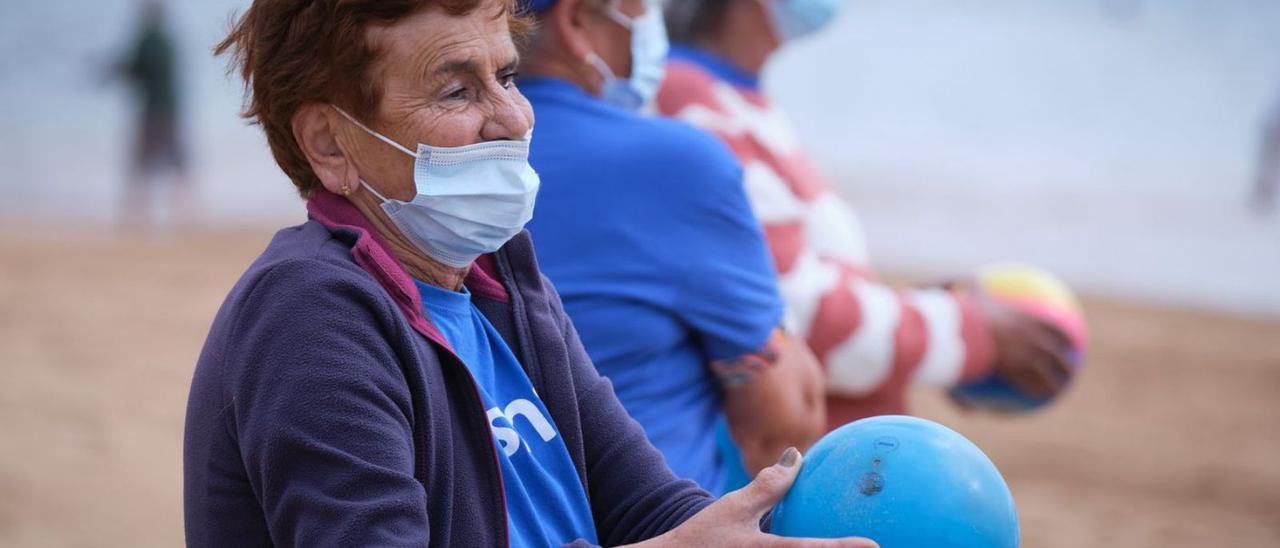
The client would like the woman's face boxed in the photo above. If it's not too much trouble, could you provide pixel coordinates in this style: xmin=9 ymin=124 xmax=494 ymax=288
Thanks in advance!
xmin=337 ymin=3 xmax=534 ymax=201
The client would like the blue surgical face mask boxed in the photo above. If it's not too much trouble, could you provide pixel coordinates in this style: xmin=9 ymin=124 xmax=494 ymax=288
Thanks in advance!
xmin=587 ymin=1 xmax=669 ymax=111
xmin=333 ymin=106 xmax=540 ymax=268
xmin=767 ymin=0 xmax=844 ymax=41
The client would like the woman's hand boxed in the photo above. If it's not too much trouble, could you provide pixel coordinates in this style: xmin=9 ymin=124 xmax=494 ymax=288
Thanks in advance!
xmin=627 ymin=448 xmax=878 ymax=548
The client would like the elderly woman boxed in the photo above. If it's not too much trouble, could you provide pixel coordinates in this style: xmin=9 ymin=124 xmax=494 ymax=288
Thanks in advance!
xmin=183 ymin=0 xmax=875 ymax=547
xmin=657 ymin=0 xmax=1074 ymax=427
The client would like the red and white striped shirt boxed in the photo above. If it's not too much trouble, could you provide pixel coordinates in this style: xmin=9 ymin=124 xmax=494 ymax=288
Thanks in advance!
xmin=658 ymin=52 xmax=996 ymax=425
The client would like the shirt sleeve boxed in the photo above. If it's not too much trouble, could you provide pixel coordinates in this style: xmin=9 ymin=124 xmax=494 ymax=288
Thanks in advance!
xmin=659 ymin=128 xmax=785 ymax=361
xmin=795 ymin=262 xmax=998 ymax=423
xmin=226 ymin=260 xmax=428 ymax=546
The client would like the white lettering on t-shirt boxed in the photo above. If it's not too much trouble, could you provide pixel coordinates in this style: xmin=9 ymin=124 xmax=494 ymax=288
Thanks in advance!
xmin=487 ymin=398 xmax=557 ymax=457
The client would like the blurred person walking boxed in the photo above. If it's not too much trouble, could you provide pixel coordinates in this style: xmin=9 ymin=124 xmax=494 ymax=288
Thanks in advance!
xmin=111 ymin=1 xmax=195 ymax=229
xmin=518 ymin=0 xmax=827 ymax=494
xmin=1101 ymin=0 xmax=1143 ymax=23
xmin=658 ymin=0 xmax=1073 ymax=429
xmin=1253 ymin=87 xmax=1280 ymax=215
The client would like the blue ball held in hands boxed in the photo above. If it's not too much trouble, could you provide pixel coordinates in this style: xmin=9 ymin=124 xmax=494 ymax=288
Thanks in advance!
xmin=770 ymin=415 xmax=1019 ymax=548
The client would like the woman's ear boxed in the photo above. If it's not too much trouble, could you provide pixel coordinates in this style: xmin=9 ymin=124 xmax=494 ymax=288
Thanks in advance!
xmin=293 ymin=103 xmax=361 ymax=195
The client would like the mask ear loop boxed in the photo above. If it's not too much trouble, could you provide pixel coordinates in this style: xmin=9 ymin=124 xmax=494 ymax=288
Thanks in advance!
xmin=585 ymin=1 xmax=637 ymax=85
xmin=586 ymin=52 xmax=619 ymax=87
xmin=601 ymin=4 xmax=635 ymax=28
xmin=359 ymin=178 xmax=392 ymax=202
xmin=331 ymin=105 xmax=419 ymax=158
xmin=330 ymin=106 xmax=409 ymax=203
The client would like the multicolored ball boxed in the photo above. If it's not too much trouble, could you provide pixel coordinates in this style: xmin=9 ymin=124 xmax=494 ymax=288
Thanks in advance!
xmin=949 ymin=263 xmax=1088 ymax=412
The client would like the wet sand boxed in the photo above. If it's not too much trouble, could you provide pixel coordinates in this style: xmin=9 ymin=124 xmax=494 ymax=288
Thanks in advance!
xmin=1 ymin=227 xmax=1277 ymax=547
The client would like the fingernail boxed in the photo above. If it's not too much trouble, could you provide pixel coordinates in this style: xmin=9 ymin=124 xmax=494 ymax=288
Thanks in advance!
xmin=778 ymin=446 xmax=800 ymax=467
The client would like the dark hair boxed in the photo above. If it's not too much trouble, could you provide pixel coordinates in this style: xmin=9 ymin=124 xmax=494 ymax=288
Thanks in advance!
xmin=216 ymin=0 xmax=532 ymax=196
xmin=664 ymin=0 xmax=731 ymax=45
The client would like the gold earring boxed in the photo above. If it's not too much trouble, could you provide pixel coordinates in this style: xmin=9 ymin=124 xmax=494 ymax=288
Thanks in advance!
xmin=340 ymin=184 xmax=351 ymax=196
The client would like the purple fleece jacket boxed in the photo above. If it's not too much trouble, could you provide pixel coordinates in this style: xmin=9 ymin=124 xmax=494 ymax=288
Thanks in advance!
xmin=183 ymin=190 xmax=713 ymax=547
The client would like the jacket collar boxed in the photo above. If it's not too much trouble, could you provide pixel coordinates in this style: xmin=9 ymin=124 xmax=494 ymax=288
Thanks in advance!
xmin=304 ymin=189 xmax=511 ymax=350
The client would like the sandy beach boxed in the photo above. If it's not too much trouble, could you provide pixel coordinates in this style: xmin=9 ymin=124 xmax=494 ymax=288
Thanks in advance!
xmin=1 ymin=226 xmax=1277 ymax=547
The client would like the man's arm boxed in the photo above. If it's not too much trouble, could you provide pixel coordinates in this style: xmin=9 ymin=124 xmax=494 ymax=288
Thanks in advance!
xmin=546 ymin=277 xmax=714 ymax=546
xmin=649 ymin=129 xmax=822 ymax=477
xmin=716 ymin=328 xmax=826 ymax=476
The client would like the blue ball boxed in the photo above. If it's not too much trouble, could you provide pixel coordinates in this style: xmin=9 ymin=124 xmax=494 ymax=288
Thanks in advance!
xmin=770 ymin=416 xmax=1019 ymax=548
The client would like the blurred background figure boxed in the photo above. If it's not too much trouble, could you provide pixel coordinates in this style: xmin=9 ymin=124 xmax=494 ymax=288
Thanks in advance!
xmin=107 ymin=0 xmax=195 ymax=229
xmin=659 ymin=0 xmax=1072 ymax=430
xmin=1254 ymin=84 xmax=1280 ymax=215
xmin=1101 ymin=0 xmax=1143 ymax=24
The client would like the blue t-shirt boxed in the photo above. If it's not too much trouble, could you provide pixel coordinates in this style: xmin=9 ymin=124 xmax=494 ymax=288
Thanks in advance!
xmin=415 ymin=280 xmax=597 ymax=547
xmin=521 ymin=76 xmax=784 ymax=494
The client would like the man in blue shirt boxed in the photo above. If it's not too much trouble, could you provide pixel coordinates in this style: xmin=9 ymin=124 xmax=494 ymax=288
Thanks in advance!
xmin=518 ymin=0 xmax=827 ymax=494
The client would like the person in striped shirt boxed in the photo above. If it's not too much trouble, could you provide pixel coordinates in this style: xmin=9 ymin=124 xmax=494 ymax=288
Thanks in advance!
xmin=657 ymin=0 xmax=1074 ymax=428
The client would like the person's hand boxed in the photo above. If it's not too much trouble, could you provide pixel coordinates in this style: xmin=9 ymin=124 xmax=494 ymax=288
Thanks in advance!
xmin=981 ymin=298 xmax=1074 ymax=398
xmin=723 ymin=330 xmax=827 ymax=476
xmin=627 ymin=448 xmax=878 ymax=548
xmin=941 ymin=277 xmax=1075 ymax=399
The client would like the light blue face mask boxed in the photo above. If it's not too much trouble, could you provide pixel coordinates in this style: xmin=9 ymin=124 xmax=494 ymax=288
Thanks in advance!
xmin=587 ymin=1 xmax=670 ymax=111
xmin=333 ymin=106 xmax=540 ymax=268
xmin=768 ymin=0 xmax=844 ymax=41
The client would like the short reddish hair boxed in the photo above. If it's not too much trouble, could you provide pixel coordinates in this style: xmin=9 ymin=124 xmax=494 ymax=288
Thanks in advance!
xmin=216 ymin=0 xmax=532 ymax=196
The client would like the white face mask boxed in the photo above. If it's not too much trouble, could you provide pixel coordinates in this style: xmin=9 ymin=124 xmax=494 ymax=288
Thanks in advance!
xmin=333 ymin=106 xmax=541 ymax=269
xmin=766 ymin=0 xmax=844 ymax=41
xmin=586 ymin=1 xmax=670 ymax=111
